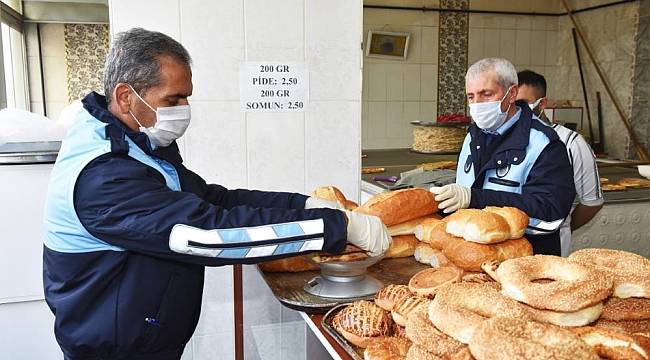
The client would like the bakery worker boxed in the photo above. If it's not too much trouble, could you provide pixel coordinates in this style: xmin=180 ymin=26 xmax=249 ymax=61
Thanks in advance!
xmin=42 ymin=28 xmax=390 ymax=360
xmin=517 ymin=69 xmax=604 ymax=257
xmin=430 ymin=58 xmax=576 ymax=256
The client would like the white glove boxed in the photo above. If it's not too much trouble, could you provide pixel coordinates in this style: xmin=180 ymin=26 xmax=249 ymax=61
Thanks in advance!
xmin=345 ymin=210 xmax=391 ymax=257
xmin=304 ymin=197 xmax=343 ymax=210
xmin=430 ymin=184 xmax=471 ymax=214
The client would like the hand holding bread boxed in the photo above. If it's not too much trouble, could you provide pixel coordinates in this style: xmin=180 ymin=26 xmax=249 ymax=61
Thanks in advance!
xmin=345 ymin=210 xmax=391 ymax=257
xmin=430 ymin=184 xmax=471 ymax=213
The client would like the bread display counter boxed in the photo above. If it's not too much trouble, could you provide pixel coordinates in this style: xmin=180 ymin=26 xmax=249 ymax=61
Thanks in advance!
xmin=361 ymin=148 xmax=650 ymax=258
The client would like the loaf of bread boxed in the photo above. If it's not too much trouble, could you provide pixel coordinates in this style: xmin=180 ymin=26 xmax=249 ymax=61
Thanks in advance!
xmin=311 ymin=185 xmax=347 ymax=207
xmin=444 ymin=209 xmax=485 ymax=238
xmin=310 ymin=245 xmax=368 ymax=263
xmin=483 ymin=207 xmax=528 ymax=239
xmin=462 ymin=211 xmax=510 ymax=244
xmin=414 ymin=218 xmax=453 ymax=250
xmin=389 ymin=215 xmax=441 ymax=236
xmin=385 ymin=235 xmax=418 ymax=258
xmin=414 ymin=242 xmax=450 ymax=268
xmin=442 ymin=236 xmax=533 ymax=272
xmin=355 ymin=188 xmax=438 ymax=226
xmin=344 ymin=200 xmax=359 ymax=211
xmin=259 ymin=255 xmax=319 ymax=272
xmin=445 ymin=207 xmax=528 ymax=244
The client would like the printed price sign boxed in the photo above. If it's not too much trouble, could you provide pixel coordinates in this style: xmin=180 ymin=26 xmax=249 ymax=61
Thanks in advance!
xmin=239 ymin=62 xmax=309 ymax=112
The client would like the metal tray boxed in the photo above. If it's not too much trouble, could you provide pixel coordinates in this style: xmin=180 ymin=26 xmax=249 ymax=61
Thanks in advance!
xmin=321 ymin=303 xmax=364 ymax=360
xmin=258 ymin=257 xmax=429 ymax=313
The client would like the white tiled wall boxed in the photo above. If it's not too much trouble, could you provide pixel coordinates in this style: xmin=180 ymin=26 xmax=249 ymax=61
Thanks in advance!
xmin=109 ymin=1 xmax=363 ymax=359
xmin=362 ymin=9 xmax=561 ymax=150
xmin=24 ymin=23 xmax=69 ymax=121
xmin=362 ymin=8 xmax=440 ymax=149
xmin=468 ymin=13 xmax=560 ymax=98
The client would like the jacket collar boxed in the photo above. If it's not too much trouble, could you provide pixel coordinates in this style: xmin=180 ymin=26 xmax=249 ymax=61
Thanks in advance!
xmin=468 ymin=100 xmax=535 ymax=180
xmin=81 ymin=92 xmax=155 ymax=156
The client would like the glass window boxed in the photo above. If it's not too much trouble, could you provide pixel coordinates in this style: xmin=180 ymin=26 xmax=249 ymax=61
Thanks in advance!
xmin=0 ymin=1 xmax=28 ymax=110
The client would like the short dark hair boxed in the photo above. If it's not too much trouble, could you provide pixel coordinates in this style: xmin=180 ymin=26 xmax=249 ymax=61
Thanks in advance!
xmin=103 ymin=28 xmax=192 ymax=104
xmin=517 ymin=70 xmax=546 ymax=97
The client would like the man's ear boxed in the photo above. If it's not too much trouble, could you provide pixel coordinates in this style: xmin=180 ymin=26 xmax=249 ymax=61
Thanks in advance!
xmin=113 ymin=83 xmax=132 ymax=115
xmin=539 ymin=97 xmax=548 ymax=111
xmin=509 ymin=85 xmax=519 ymax=104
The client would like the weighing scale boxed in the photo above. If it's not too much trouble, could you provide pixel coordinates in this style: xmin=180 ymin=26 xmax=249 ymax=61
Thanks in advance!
xmin=303 ymin=256 xmax=384 ymax=299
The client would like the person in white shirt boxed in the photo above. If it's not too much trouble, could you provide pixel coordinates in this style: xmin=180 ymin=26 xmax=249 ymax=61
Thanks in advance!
xmin=516 ymin=70 xmax=604 ymax=257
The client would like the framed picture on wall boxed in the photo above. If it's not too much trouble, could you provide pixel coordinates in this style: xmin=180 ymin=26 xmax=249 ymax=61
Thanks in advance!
xmin=365 ymin=30 xmax=410 ymax=60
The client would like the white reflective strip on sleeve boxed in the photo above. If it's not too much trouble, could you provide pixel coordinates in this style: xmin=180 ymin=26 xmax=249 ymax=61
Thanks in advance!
xmin=245 ymin=245 xmax=279 ymax=258
xmin=298 ymin=219 xmax=324 ymax=235
xmin=246 ymin=226 xmax=278 ymax=241
xmin=299 ymin=238 xmax=324 ymax=252
xmin=530 ymin=218 xmax=564 ymax=231
xmin=169 ymin=224 xmax=225 ymax=257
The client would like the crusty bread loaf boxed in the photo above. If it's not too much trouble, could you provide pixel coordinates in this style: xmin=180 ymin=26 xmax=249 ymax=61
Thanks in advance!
xmin=332 ymin=301 xmax=393 ymax=348
xmin=414 ymin=243 xmax=450 ymax=268
xmin=462 ymin=211 xmax=511 ymax=244
xmin=355 ymin=188 xmax=438 ymax=226
xmin=344 ymin=200 xmax=359 ymax=211
xmin=311 ymin=185 xmax=347 ymax=206
xmin=444 ymin=209 xmax=485 ymax=237
xmin=442 ymin=236 xmax=533 ymax=272
xmin=414 ymin=219 xmax=453 ymax=250
xmin=408 ymin=266 xmax=463 ymax=298
xmin=385 ymin=235 xmax=418 ymax=258
xmin=483 ymin=206 xmax=528 ymax=239
xmin=389 ymin=215 xmax=440 ymax=236
xmin=259 ymin=255 xmax=319 ymax=272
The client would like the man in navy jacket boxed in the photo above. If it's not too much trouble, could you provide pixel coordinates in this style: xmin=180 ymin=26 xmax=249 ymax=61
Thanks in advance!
xmin=43 ymin=28 xmax=390 ymax=360
xmin=430 ymin=58 xmax=575 ymax=255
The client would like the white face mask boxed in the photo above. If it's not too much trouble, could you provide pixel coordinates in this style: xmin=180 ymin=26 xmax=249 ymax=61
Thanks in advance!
xmin=128 ymin=85 xmax=191 ymax=148
xmin=469 ymin=86 xmax=513 ymax=132
xmin=528 ymin=97 xmax=544 ymax=116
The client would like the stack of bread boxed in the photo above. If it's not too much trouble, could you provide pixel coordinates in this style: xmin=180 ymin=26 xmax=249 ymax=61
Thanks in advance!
xmin=332 ymin=247 xmax=650 ymax=360
xmin=414 ymin=207 xmax=533 ymax=272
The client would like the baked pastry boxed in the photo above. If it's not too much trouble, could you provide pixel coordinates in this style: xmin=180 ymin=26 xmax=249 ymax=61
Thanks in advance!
xmin=569 ymin=248 xmax=650 ymax=298
xmin=469 ymin=317 xmax=599 ymax=360
xmin=332 ymin=301 xmax=393 ymax=348
xmin=618 ymin=177 xmax=650 ymax=188
xmin=385 ymin=235 xmax=418 ymax=259
xmin=258 ymin=255 xmax=319 ymax=272
xmin=417 ymin=161 xmax=458 ymax=171
xmin=429 ymin=282 xmax=531 ymax=344
xmin=408 ymin=266 xmax=463 ymax=298
xmin=461 ymin=211 xmax=510 ymax=244
xmin=375 ymin=284 xmax=412 ymax=311
xmin=345 ymin=200 xmax=359 ymax=211
xmin=602 ymin=183 xmax=626 ymax=191
xmin=405 ymin=306 xmax=467 ymax=357
xmin=311 ymin=245 xmax=368 ymax=263
xmin=525 ymin=302 xmax=604 ymax=327
xmin=461 ymin=272 xmax=496 ymax=284
xmin=444 ymin=209 xmax=485 ymax=238
xmin=414 ymin=243 xmax=450 ymax=268
xmin=311 ymin=185 xmax=347 ymax=206
xmin=482 ymin=206 xmax=528 ymax=239
xmin=571 ymin=326 xmax=650 ymax=360
xmin=593 ymin=319 xmax=650 ymax=334
xmin=389 ymin=215 xmax=440 ymax=236
xmin=601 ymin=297 xmax=650 ymax=321
xmin=392 ymin=296 xmax=428 ymax=327
xmin=497 ymin=255 xmax=613 ymax=312
xmin=364 ymin=337 xmax=411 ymax=360
xmin=355 ymin=188 xmax=438 ymax=226
xmin=442 ymin=236 xmax=532 ymax=272
xmin=414 ymin=219 xmax=452 ymax=250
